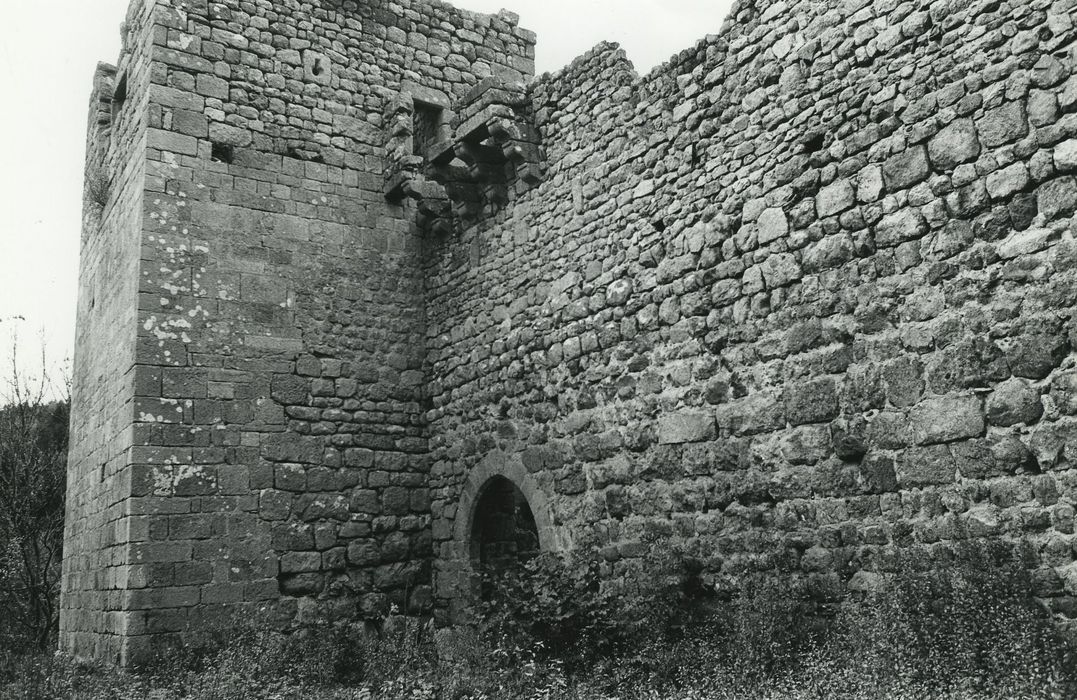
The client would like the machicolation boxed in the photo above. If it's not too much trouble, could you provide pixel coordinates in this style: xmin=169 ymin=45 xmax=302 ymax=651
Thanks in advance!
xmin=63 ymin=0 xmax=1077 ymax=665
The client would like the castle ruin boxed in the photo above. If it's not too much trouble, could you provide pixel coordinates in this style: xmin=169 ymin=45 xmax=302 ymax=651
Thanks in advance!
xmin=62 ymin=0 xmax=1077 ymax=665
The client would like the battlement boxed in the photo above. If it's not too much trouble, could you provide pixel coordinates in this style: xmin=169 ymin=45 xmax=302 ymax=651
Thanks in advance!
xmin=63 ymin=0 xmax=1077 ymax=663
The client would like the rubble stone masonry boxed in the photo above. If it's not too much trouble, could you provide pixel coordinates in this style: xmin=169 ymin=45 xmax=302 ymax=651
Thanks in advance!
xmin=63 ymin=0 xmax=1077 ymax=663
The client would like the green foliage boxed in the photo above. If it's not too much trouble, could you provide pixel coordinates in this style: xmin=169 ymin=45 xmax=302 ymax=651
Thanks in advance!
xmin=0 ymin=390 xmax=69 ymax=653
xmin=1 ymin=544 xmax=1074 ymax=699
xmin=477 ymin=551 xmax=676 ymax=668
xmin=780 ymin=542 xmax=1074 ymax=699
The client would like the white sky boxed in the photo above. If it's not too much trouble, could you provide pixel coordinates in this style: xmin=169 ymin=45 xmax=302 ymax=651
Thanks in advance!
xmin=0 ymin=0 xmax=730 ymax=389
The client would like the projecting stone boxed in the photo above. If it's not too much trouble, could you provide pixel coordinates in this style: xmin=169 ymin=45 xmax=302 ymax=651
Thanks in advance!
xmin=658 ymin=411 xmax=716 ymax=444
xmin=883 ymin=146 xmax=930 ymax=191
xmin=1028 ymin=89 xmax=1060 ymax=127
xmin=803 ymin=233 xmax=855 ymax=272
xmin=757 ymin=207 xmax=789 ymax=244
xmin=606 ymin=278 xmax=633 ymax=306
xmin=208 ymin=122 xmax=252 ymax=147
xmin=977 ymin=102 xmax=1029 ymax=148
xmin=1055 ymin=140 xmax=1077 ymax=172
xmin=858 ymin=165 xmax=884 ymax=202
xmin=875 ymin=208 xmax=927 ymax=247
xmin=1051 ymin=372 xmax=1077 ymax=415
xmin=927 ymin=119 xmax=980 ymax=171
xmin=986 ymin=378 xmax=1043 ymax=427
xmin=997 ymin=227 xmax=1057 ymax=259
xmin=910 ymin=394 xmax=985 ymax=445
xmin=986 ymin=162 xmax=1029 ymax=200
xmin=1032 ymin=54 xmax=1068 ymax=88
xmin=816 ymin=179 xmax=855 ymax=217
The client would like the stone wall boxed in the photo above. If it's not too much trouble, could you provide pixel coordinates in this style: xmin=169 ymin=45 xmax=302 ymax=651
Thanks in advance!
xmin=64 ymin=0 xmax=534 ymax=664
xmin=61 ymin=0 xmax=157 ymax=663
xmin=425 ymin=0 xmax=1077 ymax=629
xmin=66 ymin=0 xmax=1077 ymax=661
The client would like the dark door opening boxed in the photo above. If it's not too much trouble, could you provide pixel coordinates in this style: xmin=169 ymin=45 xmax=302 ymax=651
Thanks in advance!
xmin=470 ymin=476 xmax=540 ymax=597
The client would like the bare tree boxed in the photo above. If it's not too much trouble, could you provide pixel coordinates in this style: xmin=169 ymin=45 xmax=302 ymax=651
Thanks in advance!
xmin=0 ymin=330 xmax=69 ymax=652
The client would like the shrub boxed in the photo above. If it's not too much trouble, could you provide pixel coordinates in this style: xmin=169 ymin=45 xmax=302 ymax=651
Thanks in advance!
xmin=477 ymin=549 xmax=685 ymax=670
xmin=86 ymin=167 xmax=109 ymax=208
xmin=2 ymin=542 xmax=1074 ymax=699
xmin=476 ymin=543 xmax=1075 ymax=699
xmin=779 ymin=542 xmax=1076 ymax=700
xmin=0 ymin=350 xmax=69 ymax=654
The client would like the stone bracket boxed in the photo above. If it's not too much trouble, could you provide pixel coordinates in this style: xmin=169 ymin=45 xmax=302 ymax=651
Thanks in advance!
xmin=383 ymin=77 xmax=546 ymax=236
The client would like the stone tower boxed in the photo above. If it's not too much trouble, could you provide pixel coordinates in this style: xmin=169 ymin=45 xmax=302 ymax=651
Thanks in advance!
xmin=62 ymin=0 xmax=535 ymax=664
xmin=66 ymin=0 xmax=1077 ymax=664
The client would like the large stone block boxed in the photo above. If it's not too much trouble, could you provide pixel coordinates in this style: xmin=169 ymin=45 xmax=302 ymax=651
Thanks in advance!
xmin=816 ymin=179 xmax=855 ymax=217
xmin=875 ymin=209 xmax=928 ymax=247
xmin=757 ymin=207 xmax=789 ymax=244
xmin=716 ymin=391 xmax=785 ymax=436
xmin=785 ymin=377 xmax=839 ymax=426
xmin=148 ymin=128 xmax=198 ymax=156
xmin=928 ymin=119 xmax=980 ymax=171
xmin=897 ymin=445 xmax=957 ymax=485
xmin=1037 ymin=176 xmax=1077 ymax=221
xmin=910 ymin=395 xmax=985 ymax=445
xmin=977 ymin=101 xmax=1029 ymax=148
xmin=658 ymin=411 xmax=717 ymax=445
xmin=271 ymin=374 xmax=309 ymax=405
xmin=987 ymin=379 xmax=1044 ymax=427
xmin=986 ymin=163 xmax=1029 ymax=200
xmin=882 ymin=146 xmax=930 ymax=191
xmin=1006 ymin=334 xmax=1068 ymax=380
xmin=1056 ymin=139 xmax=1077 ymax=172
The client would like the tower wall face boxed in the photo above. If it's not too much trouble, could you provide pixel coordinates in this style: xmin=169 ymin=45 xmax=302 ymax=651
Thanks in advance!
xmin=424 ymin=0 xmax=1077 ymax=625
xmin=62 ymin=0 xmax=156 ymax=664
xmin=63 ymin=0 xmax=534 ymax=663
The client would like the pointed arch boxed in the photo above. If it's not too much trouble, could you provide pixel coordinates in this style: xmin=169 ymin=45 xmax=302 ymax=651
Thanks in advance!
xmin=451 ymin=450 xmax=562 ymax=560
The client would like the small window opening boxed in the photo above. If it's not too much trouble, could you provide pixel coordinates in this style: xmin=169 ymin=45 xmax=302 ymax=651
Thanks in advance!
xmin=211 ymin=143 xmax=234 ymax=164
xmin=413 ymin=100 xmax=443 ymax=157
xmin=311 ymin=57 xmax=326 ymax=76
xmin=111 ymin=73 xmax=128 ymax=123
xmin=653 ymin=219 xmax=668 ymax=233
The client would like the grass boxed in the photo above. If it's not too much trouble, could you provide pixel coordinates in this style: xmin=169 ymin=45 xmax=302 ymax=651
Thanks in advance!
xmin=2 ymin=545 xmax=1074 ymax=699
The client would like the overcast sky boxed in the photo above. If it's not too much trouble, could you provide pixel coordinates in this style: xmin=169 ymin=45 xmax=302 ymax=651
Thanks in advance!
xmin=0 ymin=0 xmax=730 ymax=390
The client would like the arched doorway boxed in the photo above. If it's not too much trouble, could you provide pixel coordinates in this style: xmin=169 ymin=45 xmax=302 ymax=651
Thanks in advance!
xmin=440 ymin=451 xmax=564 ymax=620
xmin=470 ymin=476 xmax=541 ymax=595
